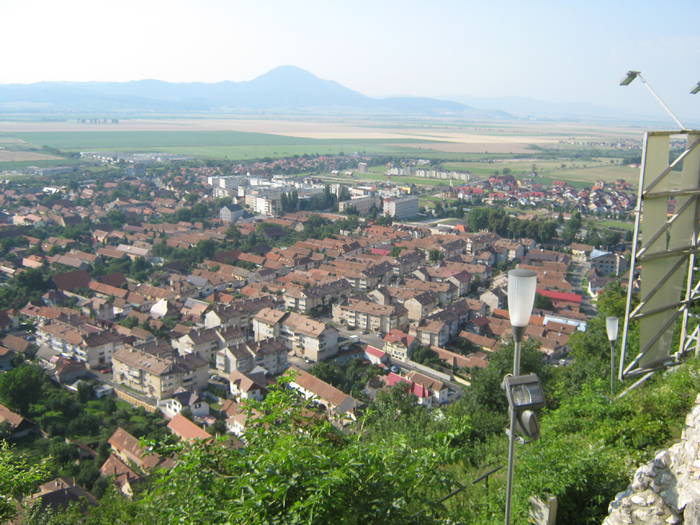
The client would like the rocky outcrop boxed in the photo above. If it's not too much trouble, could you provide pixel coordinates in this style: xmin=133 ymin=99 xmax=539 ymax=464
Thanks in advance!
xmin=603 ymin=393 xmax=700 ymax=525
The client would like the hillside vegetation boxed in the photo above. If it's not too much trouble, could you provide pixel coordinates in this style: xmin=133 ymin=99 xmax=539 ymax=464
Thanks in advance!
xmin=2 ymin=284 xmax=698 ymax=524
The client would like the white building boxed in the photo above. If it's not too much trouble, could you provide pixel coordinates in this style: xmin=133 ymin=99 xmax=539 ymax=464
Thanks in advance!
xmin=383 ymin=196 xmax=419 ymax=219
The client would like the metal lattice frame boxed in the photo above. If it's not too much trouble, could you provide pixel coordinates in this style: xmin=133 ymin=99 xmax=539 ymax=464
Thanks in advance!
xmin=619 ymin=130 xmax=700 ymax=379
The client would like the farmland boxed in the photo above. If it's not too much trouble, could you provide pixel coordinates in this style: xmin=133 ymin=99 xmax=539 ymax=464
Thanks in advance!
xmin=0 ymin=117 xmax=644 ymax=188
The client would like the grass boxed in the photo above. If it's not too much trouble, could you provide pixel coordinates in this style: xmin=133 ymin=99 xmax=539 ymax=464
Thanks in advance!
xmin=588 ymin=219 xmax=634 ymax=231
xmin=320 ymin=171 xmax=451 ymax=187
xmin=0 ymin=158 xmax=82 ymax=170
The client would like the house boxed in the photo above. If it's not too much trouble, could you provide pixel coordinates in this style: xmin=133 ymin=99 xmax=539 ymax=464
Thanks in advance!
xmin=458 ymin=331 xmax=500 ymax=352
xmin=590 ymin=250 xmax=627 ymax=277
xmin=411 ymin=320 xmax=451 ymax=348
xmin=49 ymin=356 xmax=88 ymax=384
xmin=229 ymin=370 xmax=267 ymax=401
xmin=383 ymin=329 xmax=418 ymax=362
xmin=383 ymin=371 xmax=448 ymax=407
xmin=432 ymin=346 xmax=489 ymax=370
xmin=403 ymin=291 xmax=439 ymax=322
xmin=406 ymin=370 xmax=449 ymax=406
xmin=287 ymin=366 xmax=360 ymax=422
xmin=174 ymin=327 xmax=225 ymax=365
xmin=99 ymin=454 xmax=143 ymax=498
xmin=30 ymin=477 xmax=96 ymax=512
xmin=51 ymin=270 xmax=91 ymax=292
xmin=158 ymin=389 xmax=209 ymax=419
xmin=204 ymin=297 xmax=278 ymax=330
xmin=149 ymin=298 xmax=179 ymax=319
xmin=0 ymin=403 xmax=35 ymax=438
xmin=167 ymin=414 xmax=212 ymax=442
xmin=108 ymin=427 xmax=172 ymax=472
xmin=363 ymin=345 xmax=389 ymax=367
xmin=570 ymin=243 xmax=594 ymax=263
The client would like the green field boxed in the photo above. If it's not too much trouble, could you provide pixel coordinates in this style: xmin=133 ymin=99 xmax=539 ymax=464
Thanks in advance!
xmin=0 ymin=130 xmax=511 ymax=162
xmin=0 ymin=158 xmax=83 ymax=171
xmin=0 ymin=127 xmax=641 ymax=190
xmin=589 ymin=219 xmax=634 ymax=231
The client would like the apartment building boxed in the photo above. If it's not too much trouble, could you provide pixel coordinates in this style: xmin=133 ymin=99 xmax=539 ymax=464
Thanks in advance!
xmin=332 ymin=298 xmax=408 ymax=334
xmin=37 ymin=321 xmax=125 ymax=369
xmin=252 ymin=308 xmax=338 ymax=362
xmin=112 ymin=346 xmax=208 ymax=401
xmin=283 ymin=279 xmax=352 ymax=314
xmin=383 ymin=196 xmax=419 ymax=219
xmin=216 ymin=339 xmax=289 ymax=376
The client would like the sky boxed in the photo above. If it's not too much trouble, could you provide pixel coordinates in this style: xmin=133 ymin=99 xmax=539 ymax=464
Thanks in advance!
xmin=2 ymin=0 xmax=699 ymax=120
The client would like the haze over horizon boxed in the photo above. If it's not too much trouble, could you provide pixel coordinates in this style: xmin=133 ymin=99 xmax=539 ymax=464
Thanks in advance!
xmin=2 ymin=0 xmax=699 ymax=121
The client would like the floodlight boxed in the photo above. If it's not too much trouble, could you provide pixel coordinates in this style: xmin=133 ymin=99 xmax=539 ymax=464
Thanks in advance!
xmin=503 ymin=374 xmax=546 ymax=412
xmin=606 ymin=317 xmax=619 ymax=342
xmin=618 ymin=69 xmax=686 ymax=129
xmin=620 ymin=70 xmax=641 ymax=86
xmin=691 ymin=82 xmax=700 ymax=95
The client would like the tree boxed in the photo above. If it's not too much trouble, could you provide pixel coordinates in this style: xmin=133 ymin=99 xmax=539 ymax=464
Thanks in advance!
xmin=534 ymin=292 xmax=554 ymax=310
xmin=100 ymin=377 xmax=453 ymax=524
xmin=0 ymin=365 xmax=46 ymax=412
xmin=428 ymin=250 xmax=443 ymax=264
xmin=469 ymin=339 xmax=548 ymax=413
xmin=0 ymin=441 xmax=50 ymax=522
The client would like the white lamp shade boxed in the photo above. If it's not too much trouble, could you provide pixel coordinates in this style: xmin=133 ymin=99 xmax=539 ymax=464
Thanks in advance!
xmin=606 ymin=316 xmax=619 ymax=342
xmin=507 ymin=269 xmax=537 ymax=328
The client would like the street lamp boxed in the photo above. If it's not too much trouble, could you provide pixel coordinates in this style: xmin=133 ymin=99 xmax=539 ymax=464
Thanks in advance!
xmin=606 ymin=317 xmax=619 ymax=395
xmin=619 ymin=70 xmax=687 ymax=129
xmin=691 ymin=82 xmax=700 ymax=95
xmin=504 ymin=269 xmax=537 ymax=525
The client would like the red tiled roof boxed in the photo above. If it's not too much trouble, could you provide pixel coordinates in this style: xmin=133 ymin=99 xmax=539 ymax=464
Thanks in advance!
xmin=167 ymin=414 xmax=212 ymax=442
xmin=537 ymin=289 xmax=582 ymax=304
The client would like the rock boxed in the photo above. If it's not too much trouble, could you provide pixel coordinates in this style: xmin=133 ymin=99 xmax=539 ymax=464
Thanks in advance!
xmin=604 ymin=397 xmax=700 ymax=525
xmin=685 ymin=500 xmax=700 ymax=525
xmin=655 ymin=450 xmax=672 ymax=469
xmin=630 ymin=494 xmax=646 ymax=505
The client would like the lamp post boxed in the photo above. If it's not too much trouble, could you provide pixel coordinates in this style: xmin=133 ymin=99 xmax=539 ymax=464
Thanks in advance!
xmin=504 ymin=269 xmax=537 ymax=525
xmin=619 ymin=70 xmax=687 ymax=129
xmin=606 ymin=317 xmax=619 ymax=395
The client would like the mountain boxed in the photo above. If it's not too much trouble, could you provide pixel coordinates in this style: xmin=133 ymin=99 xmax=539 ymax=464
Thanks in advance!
xmin=0 ymin=66 xmax=508 ymax=118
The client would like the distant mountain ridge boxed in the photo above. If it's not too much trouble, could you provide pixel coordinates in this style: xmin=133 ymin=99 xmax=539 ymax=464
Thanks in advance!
xmin=0 ymin=65 xmax=509 ymax=118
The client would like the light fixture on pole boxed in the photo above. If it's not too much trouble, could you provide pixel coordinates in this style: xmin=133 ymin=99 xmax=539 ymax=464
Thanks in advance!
xmin=619 ymin=70 xmax=686 ymax=129
xmin=504 ymin=269 xmax=537 ymax=525
xmin=606 ymin=316 xmax=619 ymax=395
xmin=691 ymin=82 xmax=700 ymax=95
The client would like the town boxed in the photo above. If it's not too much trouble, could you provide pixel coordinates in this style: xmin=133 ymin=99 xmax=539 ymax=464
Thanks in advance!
xmin=0 ymin=151 xmax=635 ymax=513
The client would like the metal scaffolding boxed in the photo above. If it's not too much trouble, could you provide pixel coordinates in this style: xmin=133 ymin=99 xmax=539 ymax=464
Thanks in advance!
xmin=620 ymin=130 xmax=700 ymax=379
